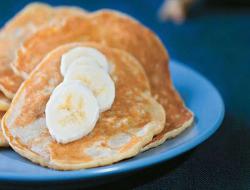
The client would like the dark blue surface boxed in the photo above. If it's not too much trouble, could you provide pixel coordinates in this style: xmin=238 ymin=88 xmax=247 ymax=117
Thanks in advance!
xmin=0 ymin=0 xmax=249 ymax=189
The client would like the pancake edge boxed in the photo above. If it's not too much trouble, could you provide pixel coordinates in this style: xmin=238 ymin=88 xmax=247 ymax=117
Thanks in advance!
xmin=142 ymin=109 xmax=194 ymax=151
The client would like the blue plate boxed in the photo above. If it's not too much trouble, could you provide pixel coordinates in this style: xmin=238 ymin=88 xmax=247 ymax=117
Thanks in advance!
xmin=0 ymin=60 xmax=224 ymax=183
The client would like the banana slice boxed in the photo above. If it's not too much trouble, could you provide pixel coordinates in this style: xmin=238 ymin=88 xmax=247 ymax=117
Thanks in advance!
xmin=45 ymin=81 xmax=99 ymax=144
xmin=64 ymin=64 xmax=115 ymax=112
xmin=61 ymin=47 xmax=109 ymax=76
xmin=64 ymin=56 xmax=100 ymax=76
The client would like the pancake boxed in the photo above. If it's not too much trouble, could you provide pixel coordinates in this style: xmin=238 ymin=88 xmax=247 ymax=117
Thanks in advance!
xmin=2 ymin=43 xmax=165 ymax=170
xmin=0 ymin=112 xmax=8 ymax=147
xmin=14 ymin=10 xmax=193 ymax=149
xmin=0 ymin=36 xmax=24 ymax=99
xmin=0 ymin=94 xmax=10 ymax=147
xmin=0 ymin=3 xmax=87 ymax=98
xmin=0 ymin=92 xmax=10 ymax=111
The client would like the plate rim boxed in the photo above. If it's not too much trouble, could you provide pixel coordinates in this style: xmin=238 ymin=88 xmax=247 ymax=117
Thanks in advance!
xmin=0 ymin=60 xmax=225 ymax=182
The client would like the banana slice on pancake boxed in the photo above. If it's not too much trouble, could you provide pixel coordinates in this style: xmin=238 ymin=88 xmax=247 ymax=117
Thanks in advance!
xmin=64 ymin=57 xmax=103 ymax=75
xmin=64 ymin=63 xmax=115 ymax=112
xmin=61 ymin=47 xmax=110 ymax=76
xmin=46 ymin=47 xmax=115 ymax=143
xmin=2 ymin=43 xmax=165 ymax=170
xmin=46 ymin=81 xmax=99 ymax=144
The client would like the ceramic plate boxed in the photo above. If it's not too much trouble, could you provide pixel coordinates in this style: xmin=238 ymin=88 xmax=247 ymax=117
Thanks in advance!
xmin=0 ymin=60 xmax=224 ymax=183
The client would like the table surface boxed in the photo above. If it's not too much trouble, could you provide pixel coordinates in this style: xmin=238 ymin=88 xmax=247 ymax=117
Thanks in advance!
xmin=0 ymin=0 xmax=249 ymax=189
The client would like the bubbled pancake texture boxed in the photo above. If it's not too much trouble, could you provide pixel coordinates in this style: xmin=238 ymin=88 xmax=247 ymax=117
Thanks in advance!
xmin=14 ymin=10 xmax=193 ymax=148
xmin=0 ymin=3 xmax=87 ymax=98
xmin=3 ymin=43 xmax=165 ymax=170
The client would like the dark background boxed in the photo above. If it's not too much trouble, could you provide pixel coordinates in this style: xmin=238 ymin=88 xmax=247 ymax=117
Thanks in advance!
xmin=0 ymin=0 xmax=249 ymax=189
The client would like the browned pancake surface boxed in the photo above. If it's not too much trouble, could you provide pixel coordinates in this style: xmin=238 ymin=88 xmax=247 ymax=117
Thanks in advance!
xmin=3 ymin=43 xmax=165 ymax=169
xmin=15 ymin=10 xmax=193 ymax=148
xmin=0 ymin=111 xmax=8 ymax=146
xmin=0 ymin=3 xmax=87 ymax=98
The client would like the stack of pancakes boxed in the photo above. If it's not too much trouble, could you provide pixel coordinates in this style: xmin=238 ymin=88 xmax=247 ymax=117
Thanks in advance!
xmin=0 ymin=3 xmax=193 ymax=170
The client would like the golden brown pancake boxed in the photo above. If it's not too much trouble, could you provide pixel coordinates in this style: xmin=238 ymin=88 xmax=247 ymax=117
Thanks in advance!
xmin=14 ymin=10 xmax=193 ymax=149
xmin=0 ymin=36 xmax=23 ymax=99
xmin=3 ymin=43 xmax=165 ymax=170
xmin=0 ymin=112 xmax=8 ymax=147
xmin=0 ymin=92 xmax=10 ymax=111
xmin=0 ymin=3 xmax=87 ymax=98
xmin=3 ymin=3 xmax=86 ymax=34
xmin=0 ymin=94 xmax=10 ymax=147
